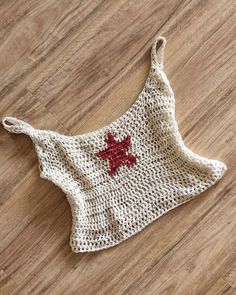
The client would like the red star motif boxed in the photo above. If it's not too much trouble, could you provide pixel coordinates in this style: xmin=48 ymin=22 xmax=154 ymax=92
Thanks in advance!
xmin=96 ymin=131 xmax=138 ymax=176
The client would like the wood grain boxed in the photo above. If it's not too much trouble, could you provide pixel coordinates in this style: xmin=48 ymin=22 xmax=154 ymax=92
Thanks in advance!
xmin=0 ymin=0 xmax=235 ymax=294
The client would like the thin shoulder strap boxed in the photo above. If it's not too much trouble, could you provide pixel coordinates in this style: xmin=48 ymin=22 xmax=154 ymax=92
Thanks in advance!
xmin=2 ymin=116 xmax=36 ymax=136
xmin=151 ymin=35 xmax=167 ymax=70
xmin=2 ymin=116 xmax=47 ymax=176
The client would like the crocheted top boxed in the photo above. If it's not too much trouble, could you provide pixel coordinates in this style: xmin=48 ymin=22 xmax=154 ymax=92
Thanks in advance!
xmin=2 ymin=36 xmax=227 ymax=253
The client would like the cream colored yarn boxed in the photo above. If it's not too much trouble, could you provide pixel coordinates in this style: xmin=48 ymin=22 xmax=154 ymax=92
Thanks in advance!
xmin=2 ymin=36 xmax=227 ymax=253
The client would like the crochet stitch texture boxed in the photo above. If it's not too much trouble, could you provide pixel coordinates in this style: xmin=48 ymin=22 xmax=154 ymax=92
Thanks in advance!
xmin=2 ymin=36 xmax=227 ymax=253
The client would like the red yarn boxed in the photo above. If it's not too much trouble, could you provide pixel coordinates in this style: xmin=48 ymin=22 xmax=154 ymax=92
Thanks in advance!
xmin=96 ymin=131 xmax=137 ymax=176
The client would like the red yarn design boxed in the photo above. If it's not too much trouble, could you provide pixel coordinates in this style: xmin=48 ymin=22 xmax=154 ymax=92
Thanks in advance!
xmin=96 ymin=131 xmax=138 ymax=176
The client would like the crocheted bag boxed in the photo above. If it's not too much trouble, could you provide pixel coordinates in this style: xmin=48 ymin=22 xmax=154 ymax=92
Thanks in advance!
xmin=2 ymin=36 xmax=227 ymax=253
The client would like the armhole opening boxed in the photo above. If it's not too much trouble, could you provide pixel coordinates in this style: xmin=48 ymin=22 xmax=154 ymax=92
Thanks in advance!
xmin=30 ymin=137 xmax=48 ymax=178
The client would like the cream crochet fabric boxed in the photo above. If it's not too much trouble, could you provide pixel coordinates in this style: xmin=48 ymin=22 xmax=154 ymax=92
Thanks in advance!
xmin=2 ymin=36 xmax=227 ymax=253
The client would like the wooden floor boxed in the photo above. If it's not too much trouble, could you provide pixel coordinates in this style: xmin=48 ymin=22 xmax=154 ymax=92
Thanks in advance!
xmin=0 ymin=1 xmax=235 ymax=294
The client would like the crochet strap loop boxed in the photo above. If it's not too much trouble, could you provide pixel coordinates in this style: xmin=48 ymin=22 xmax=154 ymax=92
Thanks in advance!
xmin=2 ymin=116 xmax=35 ymax=136
xmin=151 ymin=35 xmax=166 ymax=69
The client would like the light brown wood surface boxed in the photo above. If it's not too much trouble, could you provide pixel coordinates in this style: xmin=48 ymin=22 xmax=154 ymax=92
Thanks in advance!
xmin=0 ymin=1 xmax=235 ymax=294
